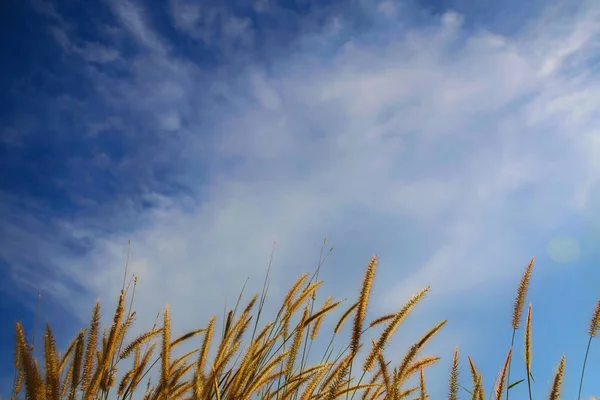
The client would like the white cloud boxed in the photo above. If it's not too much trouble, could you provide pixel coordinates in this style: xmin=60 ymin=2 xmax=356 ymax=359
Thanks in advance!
xmin=168 ymin=0 xmax=201 ymax=32
xmin=109 ymin=0 xmax=167 ymax=54
xmin=48 ymin=25 xmax=120 ymax=64
xmin=8 ymin=0 xmax=600 ymax=396
xmin=48 ymin=0 xmax=597 ymax=336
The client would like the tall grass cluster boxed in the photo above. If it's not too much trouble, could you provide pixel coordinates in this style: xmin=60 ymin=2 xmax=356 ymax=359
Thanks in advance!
xmin=6 ymin=247 xmax=600 ymax=400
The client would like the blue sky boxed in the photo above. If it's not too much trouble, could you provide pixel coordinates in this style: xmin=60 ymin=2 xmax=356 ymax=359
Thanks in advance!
xmin=2 ymin=0 xmax=600 ymax=397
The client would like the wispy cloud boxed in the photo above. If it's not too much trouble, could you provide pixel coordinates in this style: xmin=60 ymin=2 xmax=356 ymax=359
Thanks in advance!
xmin=169 ymin=0 xmax=254 ymax=51
xmin=3 ymin=0 xmax=600 ymax=397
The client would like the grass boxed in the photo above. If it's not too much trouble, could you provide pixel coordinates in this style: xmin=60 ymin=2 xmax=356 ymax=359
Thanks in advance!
xmin=6 ymin=248 xmax=600 ymax=400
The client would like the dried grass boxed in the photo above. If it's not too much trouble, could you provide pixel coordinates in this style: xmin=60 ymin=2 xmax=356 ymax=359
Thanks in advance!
xmin=8 ymin=253 xmax=600 ymax=400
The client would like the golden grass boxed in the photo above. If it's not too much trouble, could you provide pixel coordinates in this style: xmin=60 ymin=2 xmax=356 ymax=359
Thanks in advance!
xmin=7 ymin=253 xmax=600 ymax=400
xmin=448 ymin=347 xmax=458 ymax=400
xmin=524 ymin=303 xmax=533 ymax=400
xmin=512 ymin=258 xmax=534 ymax=331
xmin=549 ymin=356 xmax=565 ymax=400
xmin=467 ymin=356 xmax=484 ymax=400
xmin=351 ymin=255 xmax=377 ymax=358
xmin=506 ymin=257 xmax=534 ymax=400
xmin=363 ymin=287 xmax=429 ymax=372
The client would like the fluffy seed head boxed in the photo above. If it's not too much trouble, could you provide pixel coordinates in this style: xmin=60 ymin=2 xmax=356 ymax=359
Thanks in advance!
xmin=512 ymin=257 xmax=534 ymax=330
xmin=549 ymin=355 xmax=566 ymax=400
xmin=589 ymin=299 xmax=600 ymax=337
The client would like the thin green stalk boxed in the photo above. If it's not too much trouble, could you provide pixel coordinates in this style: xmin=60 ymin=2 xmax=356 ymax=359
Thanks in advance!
xmin=577 ymin=336 xmax=592 ymax=400
xmin=298 ymin=239 xmax=329 ymax=375
xmin=526 ymin=366 xmax=532 ymax=400
xmin=31 ymin=290 xmax=42 ymax=354
xmin=505 ymin=329 xmax=516 ymax=400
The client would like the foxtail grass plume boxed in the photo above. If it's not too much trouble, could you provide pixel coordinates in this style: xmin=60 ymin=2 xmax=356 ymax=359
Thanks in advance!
xmin=363 ymin=286 xmax=430 ymax=372
xmin=507 ymin=257 xmax=534 ymax=400
xmin=524 ymin=303 xmax=533 ymax=400
xmin=419 ymin=366 xmax=427 ymax=400
xmin=449 ymin=346 xmax=459 ymax=400
xmin=351 ymin=255 xmax=377 ymax=357
xmin=495 ymin=347 xmax=513 ymax=400
xmin=589 ymin=300 xmax=600 ymax=338
xmin=468 ymin=356 xmax=485 ymax=400
xmin=549 ymin=356 xmax=566 ymax=400
xmin=512 ymin=257 xmax=534 ymax=330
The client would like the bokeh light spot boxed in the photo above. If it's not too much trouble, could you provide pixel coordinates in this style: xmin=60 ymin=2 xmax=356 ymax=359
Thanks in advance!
xmin=547 ymin=236 xmax=580 ymax=264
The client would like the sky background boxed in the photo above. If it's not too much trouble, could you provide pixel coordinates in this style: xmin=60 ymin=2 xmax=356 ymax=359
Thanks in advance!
xmin=2 ymin=0 xmax=600 ymax=398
